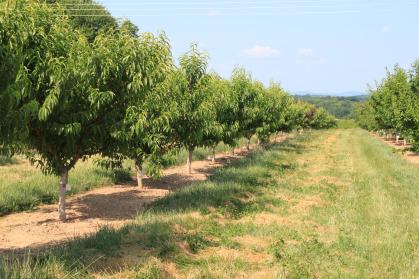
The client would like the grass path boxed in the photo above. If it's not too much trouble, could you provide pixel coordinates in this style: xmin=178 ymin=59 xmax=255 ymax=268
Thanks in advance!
xmin=1 ymin=129 xmax=418 ymax=278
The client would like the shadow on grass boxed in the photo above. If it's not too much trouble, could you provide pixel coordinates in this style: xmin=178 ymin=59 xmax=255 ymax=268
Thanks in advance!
xmin=92 ymin=168 xmax=133 ymax=185
xmin=0 ymin=135 xmax=311 ymax=276
xmin=149 ymin=139 xmax=305 ymax=216
xmin=0 ymin=156 xmax=18 ymax=166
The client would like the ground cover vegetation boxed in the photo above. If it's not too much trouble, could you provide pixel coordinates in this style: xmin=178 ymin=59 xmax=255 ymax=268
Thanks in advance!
xmin=0 ymin=129 xmax=418 ymax=278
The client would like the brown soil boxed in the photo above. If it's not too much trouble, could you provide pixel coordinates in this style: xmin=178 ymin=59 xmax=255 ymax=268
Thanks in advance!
xmin=0 ymin=137 xmax=288 ymax=253
xmin=372 ymin=134 xmax=419 ymax=166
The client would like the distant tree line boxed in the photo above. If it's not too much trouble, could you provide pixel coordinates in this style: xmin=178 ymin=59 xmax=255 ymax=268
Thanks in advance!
xmin=294 ymin=95 xmax=367 ymax=119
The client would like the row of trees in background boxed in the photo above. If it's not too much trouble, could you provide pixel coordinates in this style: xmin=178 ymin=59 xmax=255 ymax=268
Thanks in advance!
xmin=355 ymin=62 xmax=419 ymax=151
xmin=0 ymin=1 xmax=336 ymax=221
xmin=295 ymin=95 xmax=366 ymax=119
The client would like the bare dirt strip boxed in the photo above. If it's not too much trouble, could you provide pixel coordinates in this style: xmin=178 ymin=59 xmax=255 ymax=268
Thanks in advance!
xmin=371 ymin=133 xmax=419 ymax=166
xmin=0 ymin=136 xmax=288 ymax=253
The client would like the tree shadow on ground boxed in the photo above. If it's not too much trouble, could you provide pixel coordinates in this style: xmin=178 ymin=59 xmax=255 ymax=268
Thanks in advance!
xmin=0 ymin=135 xmax=310 ymax=275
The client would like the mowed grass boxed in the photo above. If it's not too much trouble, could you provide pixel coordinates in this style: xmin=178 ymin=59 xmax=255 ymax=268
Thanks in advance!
xmin=1 ymin=129 xmax=418 ymax=278
xmin=0 ymin=138 xmax=257 ymax=216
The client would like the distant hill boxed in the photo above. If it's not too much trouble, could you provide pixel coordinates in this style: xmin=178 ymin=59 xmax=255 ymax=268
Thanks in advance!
xmin=293 ymin=91 xmax=367 ymax=97
xmin=293 ymin=94 xmax=368 ymax=119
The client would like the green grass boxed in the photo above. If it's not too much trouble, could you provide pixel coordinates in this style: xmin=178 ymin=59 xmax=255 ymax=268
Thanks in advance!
xmin=0 ymin=138 xmax=257 ymax=216
xmin=336 ymin=119 xmax=358 ymax=129
xmin=1 ymin=129 xmax=418 ymax=278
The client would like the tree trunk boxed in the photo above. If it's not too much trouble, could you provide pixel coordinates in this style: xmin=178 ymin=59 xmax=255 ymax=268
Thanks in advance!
xmin=211 ymin=146 xmax=216 ymax=163
xmin=135 ymin=161 xmax=143 ymax=188
xmin=247 ymin=139 xmax=250 ymax=151
xmin=187 ymin=147 xmax=193 ymax=174
xmin=404 ymin=139 xmax=407 ymax=146
xmin=396 ymin=134 xmax=400 ymax=144
xmin=58 ymin=168 xmax=68 ymax=222
xmin=231 ymin=146 xmax=235 ymax=156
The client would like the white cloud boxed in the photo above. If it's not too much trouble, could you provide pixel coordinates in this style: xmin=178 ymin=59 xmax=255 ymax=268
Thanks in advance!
xmin=380 ymin=26 xmax=392 ymax=33
xmin=298 ymin=48 xmax=315 ymax=59
xmin=244 ymin=45 xmax=280 ymax=58
xmin=297 ymin=48 xmax=325 ymax=65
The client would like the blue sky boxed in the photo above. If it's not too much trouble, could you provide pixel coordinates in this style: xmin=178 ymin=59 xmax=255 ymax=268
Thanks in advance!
xmin=99 ymin=0 xmax=419 ymax=94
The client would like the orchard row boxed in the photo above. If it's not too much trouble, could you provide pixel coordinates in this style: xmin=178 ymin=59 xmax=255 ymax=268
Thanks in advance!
xmin=355 ymin=62 xmax=419 ymax=151
xmin=0 ymin=2 xmax=336 ymax=221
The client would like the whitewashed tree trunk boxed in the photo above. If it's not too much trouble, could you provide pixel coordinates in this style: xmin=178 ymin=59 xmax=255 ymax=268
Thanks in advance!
xmin=396 ymin=134 xmax=400 ymax=144
xmin=135 ymin=161 xmax=143 ymax=188
xmin=58 ymin=168 xmax=68 ymax=222
xmin=187 ymin=147 xmax=193 ymax=174
xmin=404 ymin=139 xmax=407 ymax=146
xmin=211 ymin=146 xmax=216 ymax=163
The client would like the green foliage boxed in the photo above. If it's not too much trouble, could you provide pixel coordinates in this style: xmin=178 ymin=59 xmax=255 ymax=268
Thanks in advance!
xmin=0 ymin=2 xmax=337 ymax=220
xmin=106 ymin=30 xmax=174 ymax=175
xmin=53 ymin=0 xmax=117 ymax=42
xmin=354 ymin=101 xmax=377 ymax=130
xmin=230 ymin=68 xmax=263 ymax=140
xmin=201 ymin=74 xmax=236 ymax=147
xmin=0 ymin=2 xmax=172 ymax=176
xmin=356 ymin=62 xmax=419 ymax=151
xmin=0 ymin=3 xmax=23 ymax=96
xmin=255 ymin=82 xmax=297 ymax=142
xmin=297 ymin=103 xmax=337 ymax=130
xmin=310 ymin=107 xmax=337 ymax=129
xmin=169 ymin=44 xmax=216 ymax=151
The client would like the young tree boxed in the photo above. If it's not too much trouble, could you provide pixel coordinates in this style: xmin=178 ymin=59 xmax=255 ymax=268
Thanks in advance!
xmin=407 ymin=61 xmax=419 ymax=150
xmin=0 ymin=3 xmax=169 ymax=220
xmin=230 ymin=68 xmax=262 ymax=150
xmin=255 ymin=82 xmax=290 ymax=143
xmin=354 ymin=101 xmax=378 ymax=131
xmin=110 ymin=31 xmax=175 ymax=187
xmin=369 ymin=69 xmax=400 ymax=137
xmin=201 ymin=74 xmax=236 ymax=162
xmin=310 ymin=108 xmax=337 ymax=129
xmin=170 ymin=44 xmax=215 ymax=174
